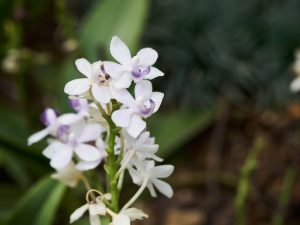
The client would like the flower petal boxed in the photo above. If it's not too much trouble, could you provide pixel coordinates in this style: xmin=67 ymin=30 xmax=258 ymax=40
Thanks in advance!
xmin=144 ymin=67 xmax=164 ymax=80
xmin=110 ymin=36 xmax=131 ymax=65
xmin=112 ymin=109 xmax=133 ymax=127
xmin=136 ymin=48 xmax=158 ymax=66
xmin=135 ymin=80 xmax=152 ymax=101
xmin=112 ymin=214 xmax=130 ymax=225
xmin=151 ymin=165 xmax=174 ymax=178
xmin=75 ymin=144 xmax=101 ymax=161
xmin=76 ymin=160 xmax=101 ymax=171
xmin=152 ymin=178 xmax=173 ymax=198
xmin=89 ymin=215 xmax=101 ymax=225
xmin=103 ymin=61 xmax=125 ymax=78
xmin=127 ymin=115 xmax=146 ymax=138
xmin=89 ymin=202 xmax=106 ymax=215
xmin=27 ymin=128 xmax=50 ymax=145
xmin=92 ymin=84 xmax=111 ymax=104
xmin=50 ymin=146 xmax=73 ymax=170
xmin=70 ymin=204 xmax=89 ymax=223
xmin=151 ymin=92 xmax=164 ymax=113
xmin=78 ymin=123 xmax=103 ymax=143
xmin=58 ymin=113 xmax=83 ymax=125
xmin=75 ymin=58 xmax=92 ymax=77
xmin=42 ymin=141 xmax=62 ymax=158
xmin=112 ymin=73 xmax=132 ymax=89
xmin=121 ymin=208 xmax=148 ymax=221
xmin=111 ymin=87 xmax=135 ymax=107
xmin=64 ymin=78 xmax=90 ymax=96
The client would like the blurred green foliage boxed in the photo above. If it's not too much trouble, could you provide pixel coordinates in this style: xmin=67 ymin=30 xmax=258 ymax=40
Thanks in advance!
xmin=144 ymin=0 xmax=300 ymax=108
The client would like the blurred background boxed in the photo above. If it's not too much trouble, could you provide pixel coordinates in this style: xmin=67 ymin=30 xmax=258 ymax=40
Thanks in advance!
xmin=1 ymin=0 xmax=300 ymax=224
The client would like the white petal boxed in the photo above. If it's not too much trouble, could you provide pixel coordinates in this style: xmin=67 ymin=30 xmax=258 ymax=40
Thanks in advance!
xmin=75 ymin=58 xmax=92 ymax=77
xmin=112 ymin=109 xmax=133 ymax=127
xmin=64 ymin=78 xmax=90 ymax=96
xmin=147 ymin=182 xmax=157 ymax=197
xmin=111 ymin=87 xmax=135 ymax=107
xmin=127 ymin=115 xmax=146 ymax=138
xmin=76 ymin=160 xmax=101 ymax=171
xmin=50 ymin=146 xmax=73 ymax=170
xmin=121 ymin=208 xmax=148 ymax=221
xmin=151 ymin=165 xmax=174 ymax=178
xmin=89 ymin=215 xmax=101 ymax=225
xmin=144 ymin=67 xmax=164 ymax=80
xmin=27 ymin=128 xmax=49 ymax=145
xmin=136 ymin=48 xmax=158 ymax=66
xmin=110 ymin=36 xmax=131 ymax=65
xmin=103 ymin=61 xmax=125 ymax=78
xmin=290 ymin=76 xmax=300 ymax=92
xmin=112 ymin=73 xmax=132 ymax=89
xmin=91 ymin=61 xmax=102 ymax=77
xmin=112 ymin=214 xmax=130 ymax=225
xmin=89 ymin=202 xmax=106 ymax=215
xmin=70 ymin=204 xmax=89 ymax=223
xmin=51 ymin=162 xmax=81 ymax=188
xmin=42 ymin=108 xmax=57 ymax=126
xmin=152 ymin=179 xmax=173 ymax=198
xmin=42 ymin=141 xmax=62 ymax=158
xmin=151 ymin=92 xmax=164 ymax=113
xmin=78 ymin=123 xmax=103 ymax=143
xmin=75 ymin=144 xmax=101 ymax=161
xmin=135 ymin=80 xmax=152 ymax=101
xmin=58 ymin=113 xmax=83 ymax=125
xmin=92 ymin=84 xmax=111 ymax=104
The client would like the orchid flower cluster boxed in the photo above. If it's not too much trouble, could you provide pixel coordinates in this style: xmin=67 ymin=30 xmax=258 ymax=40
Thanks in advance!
xmin=28 ymin=36 xmax=174 ymax=225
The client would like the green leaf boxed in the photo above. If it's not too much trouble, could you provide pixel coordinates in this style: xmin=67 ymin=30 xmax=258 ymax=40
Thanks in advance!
xmin=6 ymin=177 xmax=66 ymax=225
xmin=79 ymin=0 xmax=149 ymax=59
xmin=148 ymin=108 xmax=215 ymax=158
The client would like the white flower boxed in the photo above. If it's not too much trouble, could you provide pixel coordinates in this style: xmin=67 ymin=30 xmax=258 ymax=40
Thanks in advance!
xmin=112 ymin=80 xmax=163 ymax=137
xmin=27 ymin=108 xmax=81 ymax=145
xmin=103 ymin=36 xmax=164 ymax=89
xmin=51 ymin=162 xmax=82 ymax=187
xmin=43 ymin=123 xmax=106 ymax=170
xmin=129 ymin=160 xmax=174 ymax=198
xmin=70 ymin=197 xmax=106 ymax=225
xmin=64 ymin=59 xmax=112 ymax=104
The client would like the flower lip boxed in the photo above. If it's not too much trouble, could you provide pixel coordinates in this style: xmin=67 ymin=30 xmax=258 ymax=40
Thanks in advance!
xmin=140 ymin=99 xmax=155 ymax=117
xmin=131 ymin=66 xmax=150 ymax=79
xmin=56 ymin=125 xmax=70 ymax=138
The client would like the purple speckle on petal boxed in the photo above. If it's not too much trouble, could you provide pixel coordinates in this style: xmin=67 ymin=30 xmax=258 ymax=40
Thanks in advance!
xmin=69 ymin=99 xmax=88 ymax=112
xmin=56 ymin=125 xmax=70 ymax=138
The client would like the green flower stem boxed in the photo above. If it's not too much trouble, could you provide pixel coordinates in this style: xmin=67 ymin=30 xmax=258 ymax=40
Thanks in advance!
xmin=106 ymin=118 xmax=120 ymax=212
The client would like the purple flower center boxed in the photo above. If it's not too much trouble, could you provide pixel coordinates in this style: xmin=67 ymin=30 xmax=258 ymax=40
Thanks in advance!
xmin=56 ymin=125 xmax=70 ymax=138
xmin=140 ymin=99 xmax=155 ymax=117
xmin=131 ymin=66 xmax=151 ymax=79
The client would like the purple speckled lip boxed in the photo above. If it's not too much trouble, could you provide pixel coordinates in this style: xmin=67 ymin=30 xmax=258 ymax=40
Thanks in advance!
xmin=56 ymin=125 xmax=70 ymax=138
xmin=41 ymin=108 xmax=58 ymax=126
xmin=131 ymin=66 xmax=151 ymax=79
xmin=140 ymin=99 xmax=155 ymax=117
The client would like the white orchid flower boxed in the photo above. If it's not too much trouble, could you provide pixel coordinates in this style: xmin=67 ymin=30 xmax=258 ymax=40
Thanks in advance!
xmin=103 ymin=36 xmax=164 ymax=89
xmin=27 ymin=108 xmax=82 ymax=145
xmin=64 ymin=59 xmax=112 ymax=104
xmin=120 ymin=208 xmax=148 ymax=221
xmin=43 ymin=123 xmax=106 ymax=170
xmin=70 ymin=197 xmax=106 ymax=225
xmin=111 ymin=214 xmax=130 ymax=225
xmin=111 ymin=80 xmax=163 ymax=137
xmin=129 ymin=160 xmax=174 ymax=198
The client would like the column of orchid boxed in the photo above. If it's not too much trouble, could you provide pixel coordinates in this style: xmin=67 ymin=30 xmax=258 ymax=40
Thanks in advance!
xmin=28 ymin=36 xmax=174 ymax=225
